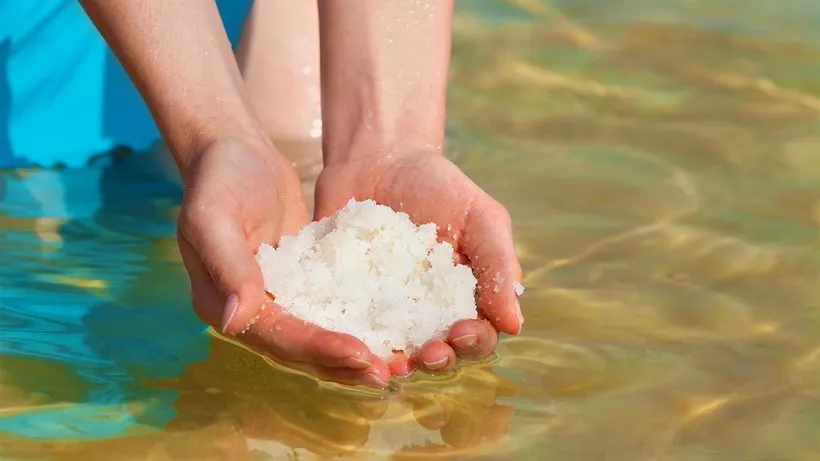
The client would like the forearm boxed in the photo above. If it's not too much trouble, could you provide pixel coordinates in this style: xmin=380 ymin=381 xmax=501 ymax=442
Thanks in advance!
xmin=80 ymin=0 xmax=258 ymax=171
xmin=317 ymin=0 xmax=453 ymax=165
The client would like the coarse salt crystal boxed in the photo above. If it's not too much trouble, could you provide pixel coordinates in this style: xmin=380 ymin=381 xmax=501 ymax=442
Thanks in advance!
xmin=255 ymin=199 xmax=479 ymax=359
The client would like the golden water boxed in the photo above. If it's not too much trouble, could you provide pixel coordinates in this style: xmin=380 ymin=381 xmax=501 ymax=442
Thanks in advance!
xmin=2 ymin=1 xmax=820 ymax=459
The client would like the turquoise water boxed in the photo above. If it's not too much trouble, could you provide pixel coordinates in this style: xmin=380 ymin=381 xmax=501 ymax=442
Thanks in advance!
xmin=0 ymin=152 xmax=204 ymax=439
xmin=3 ymin=1 xmax=820 ymax=460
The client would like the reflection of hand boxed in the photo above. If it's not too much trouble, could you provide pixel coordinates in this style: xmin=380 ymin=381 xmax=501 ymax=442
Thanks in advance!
xmin=158 ymin=338 xmax=517 ymax=459
xmin=163 ymin=335 xmax=389 ymax=459
xmin=398 ymin=368 xmax=518 ymax=451
xmin=314 ymin=151 xmax=525 ymax=376
xmin=177 ymin=137 xmax=391 ymax=388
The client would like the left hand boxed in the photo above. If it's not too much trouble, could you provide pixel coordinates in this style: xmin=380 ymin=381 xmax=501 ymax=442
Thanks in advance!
xmin=314 ymin=150 xmax=524 ymax=377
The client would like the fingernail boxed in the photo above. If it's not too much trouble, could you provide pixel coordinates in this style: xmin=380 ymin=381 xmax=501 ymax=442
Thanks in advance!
xmin=363 ymin=373 xmax=389 ymax=389
xmin=422 ymin=357 xmax=449 ymax=370
xmin=393 ymin=357 xmax=416 ymax=378
xmin=395 ymin=369 xmax=414 ymax=378
xmin=345 ymin=357 xmax=373 ymax=369
xmin=516 ymin=299 xmax=524 ymax=326
xmin=221 ymin=294 xmax=239 ymax=334
xmin=452 ymin=334 xmax=478 ymax=349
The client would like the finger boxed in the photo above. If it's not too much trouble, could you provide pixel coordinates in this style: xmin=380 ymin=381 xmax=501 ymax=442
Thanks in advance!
xmin=245 ymin=302 xmax=376 ymax=369
xmin=288 ymin=356 xmax=393 ymax=389
xmin=178 ymin=235 xmax=224 ymax=327
xmin=389 ymin=351 xmax=415 ymax=378
xmin=417 ymin=339 xmax=457 ymax=373
xmin=462 ymin=198 xmax=524 ymax=335
xmin=447 ymin=318 xmax=498 ymax=360
xmin=178 ymin=205 xmax=265 ymax=335
xmin=238 ymin=318 xmax=393 ymax=389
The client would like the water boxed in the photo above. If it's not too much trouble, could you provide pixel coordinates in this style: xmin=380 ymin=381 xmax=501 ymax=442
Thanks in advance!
xmin=3 ymin=1 xmax=820 ymax=459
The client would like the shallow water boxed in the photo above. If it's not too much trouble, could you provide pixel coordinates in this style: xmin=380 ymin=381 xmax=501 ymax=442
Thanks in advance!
xmin=3 ymin=1 xmax=820 ymax=459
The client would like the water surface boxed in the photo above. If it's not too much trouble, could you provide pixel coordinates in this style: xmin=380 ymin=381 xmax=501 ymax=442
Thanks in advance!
xmin=3 ymin=1 xmax=820 ymax=459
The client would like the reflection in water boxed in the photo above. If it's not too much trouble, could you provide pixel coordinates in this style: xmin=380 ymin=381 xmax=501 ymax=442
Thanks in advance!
xmin=3 ymin=0 xmax=820 ymax=459
xmin=153 ymin=335 xmax=515 ymax=460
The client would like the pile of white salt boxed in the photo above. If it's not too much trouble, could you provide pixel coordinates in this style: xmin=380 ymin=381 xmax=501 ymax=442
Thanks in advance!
xmin=255 ymin=199 xmax=479 ymax=359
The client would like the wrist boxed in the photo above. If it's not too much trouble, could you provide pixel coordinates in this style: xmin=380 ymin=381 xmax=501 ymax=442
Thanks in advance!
xmin=317 ymin=0 xmax=452 ymax=166
xmin=322 ymin=119 xmax=446 ymax=167
xmin=320 ymin=78 xmax=447 ymax=165
xmin=172 ymin=111 xmax=272 ymax=185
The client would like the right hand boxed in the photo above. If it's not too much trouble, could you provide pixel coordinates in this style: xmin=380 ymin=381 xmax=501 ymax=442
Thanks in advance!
xmin=176 ymin=136 xmax=392 ymax=388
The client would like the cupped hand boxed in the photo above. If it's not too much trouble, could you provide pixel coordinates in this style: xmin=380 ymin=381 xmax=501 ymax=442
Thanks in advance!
xmin=314 ymin=150 xmax=524 ymax=376
xmin=176 ymin=137 xmax=392 ymax=387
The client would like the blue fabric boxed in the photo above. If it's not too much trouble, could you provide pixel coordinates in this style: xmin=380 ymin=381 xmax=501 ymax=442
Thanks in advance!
xmin=0 ymin=0 xmax=253 ymax=169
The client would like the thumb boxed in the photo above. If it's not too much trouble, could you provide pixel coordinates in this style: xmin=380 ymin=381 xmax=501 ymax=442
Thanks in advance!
xmin=179 ymin=209 xmax=265 ymax=335
xmin=463 ymin=198 xmax=524 ymax=336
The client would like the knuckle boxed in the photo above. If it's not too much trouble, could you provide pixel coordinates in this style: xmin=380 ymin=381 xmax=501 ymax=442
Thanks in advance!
xmin=492 ymin=202 xmax=513 ymax=227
